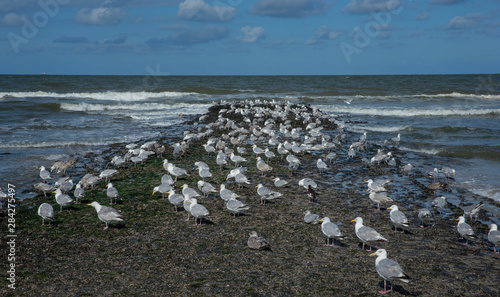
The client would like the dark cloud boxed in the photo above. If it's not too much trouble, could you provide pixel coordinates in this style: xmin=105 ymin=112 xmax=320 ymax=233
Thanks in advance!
xmin=251 ymin=0 xmax=329 ymax=18
xmin=101 ymin=36 xmax=127 ymax=44
xmin=430 ymin=0 xmax=466 ymax=5
xmin=53 ymin=35 xmax=89 ymax=43
xmin=146 ymin=25 xmax=229 ymax=48
xmin=305 ymin=25 xmax=342 ymax=45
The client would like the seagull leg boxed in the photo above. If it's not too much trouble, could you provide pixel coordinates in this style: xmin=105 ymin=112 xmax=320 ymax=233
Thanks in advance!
xmin=103 ymin=223 xmax=109 ymax=230
xmin=378 ymin=280 xmax=393 ymax=294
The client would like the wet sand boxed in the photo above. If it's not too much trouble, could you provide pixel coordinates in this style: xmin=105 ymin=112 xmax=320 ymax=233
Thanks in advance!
xmin=1 ymin=101 xmax=499 ymax=296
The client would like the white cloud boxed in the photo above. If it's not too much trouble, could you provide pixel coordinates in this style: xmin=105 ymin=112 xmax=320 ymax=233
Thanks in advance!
xmin=446 ymin=13 xmax=481 ymax=30
xmin=251 ymin=0 xmax=328 ymax=18
xmin=306 ymin=25 xmax=342 ymax=45
xmin=1 ymin=12 xmax=24 ymax=26
xmin=74 ymin=7 xmax=128 ymax=26
xmin=240 ymin=26 xmax=266 ymax=43
xmin=177 ymin=0 xmax=236 ymax=22
xmin=414 ymin=11 xmax=429 ymax=21
xmin=343 ymin=0 xmax=401 ymax=14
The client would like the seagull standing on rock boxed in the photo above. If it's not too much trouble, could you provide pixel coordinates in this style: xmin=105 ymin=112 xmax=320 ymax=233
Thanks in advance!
xmin=88 ymin=201 xmax=123 ymax=230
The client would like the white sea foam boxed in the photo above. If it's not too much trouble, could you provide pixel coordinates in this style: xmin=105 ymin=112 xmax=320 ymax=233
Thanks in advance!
xmin=0 ymin=91 xmax=197 ymax=101
xmin=0 ymin=140 xmax=119 ymax=149
xmin=347 ymin=124 xmax=411 ymax=133
xmin=398 ymin=146 xmax=442 ymax=155
xmin=320 ymin=105 xmax=500 ymax=117
xmin=60 ymin=102 xmax=211 ymax=112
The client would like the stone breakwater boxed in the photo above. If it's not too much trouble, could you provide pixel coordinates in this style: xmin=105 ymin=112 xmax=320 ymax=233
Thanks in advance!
xmin=1 ymin=100 xmax=499 ymax=296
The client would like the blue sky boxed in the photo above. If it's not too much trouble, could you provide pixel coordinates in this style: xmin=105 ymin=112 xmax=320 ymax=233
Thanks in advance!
xmin=1 ymin=0 xmax=499 ymax=75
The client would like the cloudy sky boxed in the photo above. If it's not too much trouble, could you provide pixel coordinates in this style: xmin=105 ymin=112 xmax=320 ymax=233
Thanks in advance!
xmin=1 ymin=0 xmax=499 ymax=75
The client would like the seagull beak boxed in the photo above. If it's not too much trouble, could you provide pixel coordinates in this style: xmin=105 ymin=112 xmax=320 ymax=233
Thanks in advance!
xmin=364 ymin=180 xmax=368 ymax=183
xmin=318 ymin=219 xmax=323 ymax=223
xmin=52 ymin=191 xmax=55 ymax=194
xmin=152 ymin=192 xmax=155 ymax=195
xmin=387 ymin=207 xmax=391 ymax=210
xmin=370 ymin=252 xmax=376 ymax=257
xmin=87 ymin=203 xmax=91 ymax=206
xmin=351 ymin=219 xmax=356 ymax=223
xmin=455 ymin=218 xmax=459 ymax=221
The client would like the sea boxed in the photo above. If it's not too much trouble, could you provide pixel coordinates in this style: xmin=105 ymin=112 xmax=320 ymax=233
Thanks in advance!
xmin=1 ymin=74 xmax=499 ymax=220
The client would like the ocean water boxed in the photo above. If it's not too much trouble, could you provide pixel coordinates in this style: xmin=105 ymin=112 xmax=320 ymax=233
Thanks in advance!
xmin=1 ymin=74 xmax=499 ymax=210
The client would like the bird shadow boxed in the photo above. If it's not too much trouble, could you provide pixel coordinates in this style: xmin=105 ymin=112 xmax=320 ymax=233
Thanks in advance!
xmin=377 ymin=281 xmax=421 ymax=296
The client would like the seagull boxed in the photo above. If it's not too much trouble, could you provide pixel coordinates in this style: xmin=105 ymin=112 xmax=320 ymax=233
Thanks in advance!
xmin=88 ymin=201 xmax=123 ymax=230
xmin=369 ymin=191 xmax=393 ymax=210
xmin=256 ymin=157 xmax=273 ymax=176
xmin=230 ymin=152 xmax=247 ymax=167
xmin=99 ymin=169 xmax=118 ymax=183
xmin=161 ymin=174 xmax=175 ymax=186
xmin=107 ymin=183 xmax=119 ymax=205
xmin=387 ymin=205 xmax=409 ymax=232
xmin=38 ymin=203 xmax=54 ymax=225
xmin=463 ymin=201 xmax=484 ymax=221
xmin=439 ymin=167 xmax=456 ymax=179
xmin=203 ymin=143 xmax=216 ymax=155
xmin=365 ymin=179 xmax=390 ymax=192
xmin=488 ymin=224 xmax=500 ymax=253
xmin=303 ymin=210 xmax=321 ymax=224
xmin=247 ymin=231 xmax=270 ymax=250
xmin=152 ymin=183 xmax=172 ymax=199
xmin=39 ymin=166 xmax=52 ymax=182
xmin=197 ymin=166 xmax=213 ymax=181
xmin=256 ymin=183 xmax=282 ymax=206
xmin=456 ymin=216 xmax=476 ymax=245
xmin=319 ymin=217 xmax=345 ymax=246
xmin=252 ymin=144 xmax=264 ymax=155
xmin=273 ymin=177 xmax=289 ymax=187
xmin=55 ymin=177 xmax=74 ymax=193
xmin=181 ymin=184 xmax=201 ymax=199
xmin=220 ymin=184 xmax=239 ymax=201
xmin=167 ymin=190 xmax=184 ymax=212
xmin=316 ymin=158 xmax=328 ymax=173
xmin=216 ymin=151 xmax=228 ymax=169
xmin=428 ymin=168 xmax=441 ymax=180
xmin=53 ymin=188 xmax=73 ymax=212
xmin=187 ymin=198 xmax=209 ymax=225
xmin=197 ymin=180 xmax=217 ymax=197
xmin=352 ymin=217 xmax=388 ymax=251
xmin=431 ymin=196 xmax=446 ymax=214
xmin=167 ymin=163 xmax=188 ymax=182
xmin=418 ymin=208 xmax=432 ymax=228
xmin=400 ymin=163 xmax=413 ymax=175
xmin=234 ymin=173 xmax=250 ymax=189
xmin=390 ymin=133 xmax=401 ymax=145
xmin=370 ymin=249 xmax=411 ymax=294
xmin=225 ymin=197 xmax=250 ymax=216
xmin=73 ymin=182 xmax=85 ymax=204
xmin=34 ymin=182 xmax=54 ymax=197
xmin=298 ymin=178 xmax=317 ymax=189
xmin=264 ymin=148 xmax=275 ymax=161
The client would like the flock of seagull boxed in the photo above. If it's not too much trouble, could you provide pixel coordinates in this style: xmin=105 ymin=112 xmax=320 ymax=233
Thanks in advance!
xmin=31 ymin=99 xmax=500 ymax=294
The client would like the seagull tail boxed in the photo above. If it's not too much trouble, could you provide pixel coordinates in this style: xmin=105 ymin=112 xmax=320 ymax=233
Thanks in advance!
xmin=398 ymin=273 xmax=412 ymax=283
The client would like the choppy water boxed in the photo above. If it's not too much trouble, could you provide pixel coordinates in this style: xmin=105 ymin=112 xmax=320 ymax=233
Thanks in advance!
xmin=1 ymin=74 xmax=499 ymax=206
